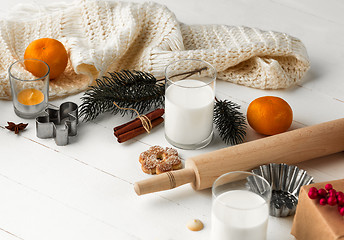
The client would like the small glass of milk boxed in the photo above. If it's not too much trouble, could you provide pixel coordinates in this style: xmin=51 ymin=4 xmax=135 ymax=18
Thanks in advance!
xmin=164 ymin=59 xmax=216 ymax=150
xmin=211 ymin=171 xmax=272 ymax=240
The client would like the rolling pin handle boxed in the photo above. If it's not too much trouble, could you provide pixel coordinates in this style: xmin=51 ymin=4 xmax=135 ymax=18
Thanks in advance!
xmin=134 ymin=168 xmax=196 ymax=196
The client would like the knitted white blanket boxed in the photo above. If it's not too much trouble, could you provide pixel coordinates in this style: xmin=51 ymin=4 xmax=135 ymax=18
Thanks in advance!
xmin=0 ymin=0 xmax=310 ymax=100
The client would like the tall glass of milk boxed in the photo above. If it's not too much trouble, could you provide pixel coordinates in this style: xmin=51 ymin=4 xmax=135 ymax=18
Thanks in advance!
xmin=211 ymin=171 xmax=271 ymax=240
xmin=164 ymin=59 xmax=216 ymax=150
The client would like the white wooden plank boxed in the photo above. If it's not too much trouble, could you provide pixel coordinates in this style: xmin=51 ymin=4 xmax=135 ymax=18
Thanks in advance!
xmin=298 ymin=152 xmax=344 ymax=182
xmin=0 ymin=228 xmax=23 ymax=240
xmin=271 ymin=0 xmax=344 ymax=25
xmin=0 ymin=174 xmax=139 ymax=240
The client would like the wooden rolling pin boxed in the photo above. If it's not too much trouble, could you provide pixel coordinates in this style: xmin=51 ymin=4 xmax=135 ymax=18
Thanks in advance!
xmin=134 ymin=118 xmax=344 ymax=195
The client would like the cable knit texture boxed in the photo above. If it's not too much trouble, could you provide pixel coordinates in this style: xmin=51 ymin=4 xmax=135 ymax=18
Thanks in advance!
xmin=0 ymin=0 xmax=310 ymax=100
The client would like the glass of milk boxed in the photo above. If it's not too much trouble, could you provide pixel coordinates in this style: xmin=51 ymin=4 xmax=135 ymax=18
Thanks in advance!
xmin=211 ymin=171 xmax=272 ymax=240
xmin=164 ymin=59 xmax=216 ymax=149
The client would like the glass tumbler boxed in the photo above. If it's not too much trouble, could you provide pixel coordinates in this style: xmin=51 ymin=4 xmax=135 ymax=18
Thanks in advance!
xmin=9 ymin=59 xmax=50 ymax=119
xmin=211 ymin=171 xmax=272 ymax=240
xmin=164 ymin=59 xmax=216 ymax=150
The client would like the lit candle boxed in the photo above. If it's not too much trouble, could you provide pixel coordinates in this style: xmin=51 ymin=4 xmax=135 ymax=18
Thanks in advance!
xmin=17 ymin=88 xmax=44 ymax=105
xmin=15 ymin=87 xmax=46 ymax=118
xmin=9 ymin=59 xmax=49 ymax=118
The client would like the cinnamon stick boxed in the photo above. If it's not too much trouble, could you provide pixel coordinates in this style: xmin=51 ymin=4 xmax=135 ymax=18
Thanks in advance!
xmin=116 ymin=117 xmax=164 ymax=143
xmin=114 ymin=108 xmax=164 ymax=137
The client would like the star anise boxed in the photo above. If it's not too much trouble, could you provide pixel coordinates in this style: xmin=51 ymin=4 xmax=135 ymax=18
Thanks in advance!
xmin=5 ymin=122 xmax=28 ymax=134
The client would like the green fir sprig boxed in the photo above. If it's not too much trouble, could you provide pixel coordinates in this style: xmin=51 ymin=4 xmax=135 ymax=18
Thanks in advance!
xmin=79 ymin=70 xmax=165 ymax=121
xmin=213 ymin=99 xmax=247 ymax=145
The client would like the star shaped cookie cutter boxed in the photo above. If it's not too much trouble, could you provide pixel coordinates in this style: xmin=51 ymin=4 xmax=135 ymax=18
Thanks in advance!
xmin=36 ymin=102 xmax=78 ymax=146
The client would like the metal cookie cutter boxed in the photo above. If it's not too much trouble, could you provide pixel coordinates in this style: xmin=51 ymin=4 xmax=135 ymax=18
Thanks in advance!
xmin=36 ymin=102 xmax=78 ymax=146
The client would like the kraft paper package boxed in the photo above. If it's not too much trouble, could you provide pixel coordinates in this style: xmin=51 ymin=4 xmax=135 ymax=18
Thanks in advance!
xmin=291 ymin=179 xmax=344 ymax=240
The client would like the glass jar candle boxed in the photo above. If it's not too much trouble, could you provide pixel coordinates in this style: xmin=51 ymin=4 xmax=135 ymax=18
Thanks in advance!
xmin=9 ymin=59 xmax=49 ymax=119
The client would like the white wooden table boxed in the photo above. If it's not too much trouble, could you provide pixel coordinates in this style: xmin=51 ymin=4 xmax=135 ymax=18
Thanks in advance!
xmin=0 ymin=0 xmax=343 ymax=239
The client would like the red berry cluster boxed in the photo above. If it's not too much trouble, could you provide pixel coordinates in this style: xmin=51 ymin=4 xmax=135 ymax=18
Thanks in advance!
xmin=308 ymin=184 xmax=344 ymax=216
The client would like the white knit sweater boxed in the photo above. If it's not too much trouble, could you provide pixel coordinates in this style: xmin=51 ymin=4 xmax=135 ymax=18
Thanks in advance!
xmin=0 ymin=0 xmax=310 ymax=99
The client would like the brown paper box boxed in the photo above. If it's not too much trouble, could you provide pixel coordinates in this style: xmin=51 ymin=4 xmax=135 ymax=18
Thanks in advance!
xmin=291 ymin=179 xmax=344 ymax=240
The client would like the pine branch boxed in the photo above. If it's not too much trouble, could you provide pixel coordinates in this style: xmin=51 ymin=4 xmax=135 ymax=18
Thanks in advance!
xmin=213 ymin=99 xmax=247 ymax=145
xmin=79 ymin=70 xmax=165 ymax=121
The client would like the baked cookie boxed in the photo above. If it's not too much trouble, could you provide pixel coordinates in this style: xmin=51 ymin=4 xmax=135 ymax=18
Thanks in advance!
xmin=139 ymin=146 xmax=182 ymax=174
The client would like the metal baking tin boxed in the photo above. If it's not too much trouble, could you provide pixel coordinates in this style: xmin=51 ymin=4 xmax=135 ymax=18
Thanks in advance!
xmin=249 ymin=163 xmax=313 ymax=217
xmin=36 ymin=102 xmax=78 ymax=146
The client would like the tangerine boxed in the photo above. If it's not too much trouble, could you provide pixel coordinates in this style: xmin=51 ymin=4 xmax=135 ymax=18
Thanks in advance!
xmin=24 ymin=38 xmax=68 ymax=79
xmin=247 ymin=96 xmax=293 ymax=135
